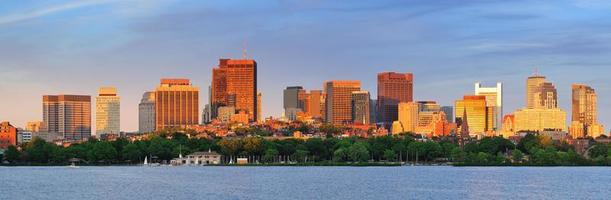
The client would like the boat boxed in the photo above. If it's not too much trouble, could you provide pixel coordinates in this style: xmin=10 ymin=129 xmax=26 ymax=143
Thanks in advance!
xmin=143 ymin=156 xmax=148 ymax=166
xmin=68 ymin=162 xmax=79 ymax=169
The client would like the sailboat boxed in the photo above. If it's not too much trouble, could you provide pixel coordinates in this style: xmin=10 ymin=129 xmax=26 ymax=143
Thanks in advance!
xmin=143 ymin=156 xmax=149 ymax=166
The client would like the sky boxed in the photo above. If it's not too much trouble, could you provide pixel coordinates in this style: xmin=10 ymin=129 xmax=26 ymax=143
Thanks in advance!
xmin=0 ymin=0 xmax=610 ymax=133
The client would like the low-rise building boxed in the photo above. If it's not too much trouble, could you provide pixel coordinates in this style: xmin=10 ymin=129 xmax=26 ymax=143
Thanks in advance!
xmin=0 ymin=122 xmax=18 ymax=149
xmin=170 ymin=150 xmax=222 ymax=166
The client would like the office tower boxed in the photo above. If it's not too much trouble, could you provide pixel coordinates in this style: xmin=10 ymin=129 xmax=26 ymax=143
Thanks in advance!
xmin=308 ymin=90 xmax=324 ymax=119
xmin=414 ymin=101 xmax=452 ymax=137
xmin=455 ymin=95 xmax=491 ymax=134
xmin=0 ymin=121 xmax=17 ymax=149
xmin=441 ymin=106 xmax=454 ymax=123
xmin=570 ymin=84 xmax=604 ymax=138
xmin=155 ymin=79 xmax=199 ymax=131
xmin=377 ymin=72 xmax=414 ymax=125
xmin=211 ymin=58 xmax=258 ymax=121
xmin=139 ymin=92 xmax=156 ymax=133
xmin=257 ymin=92 xmax=262 ymax=122
xmin=370 ymin=99 xmax=377 ymax=124
xmin=526 ymin=75 xmax=546 ymax=108
xmin=96 ymin=87 xmax=120 ymax=136
xmin=351 ymin=91 xmax=371 ymax=124
xmin=475 ymin=82 xmax=503 ymax=131
xmin=25 ymin=121 xmax=43 ymax=132
xmin=393 ymin=102 xmax=418 ymax=134
xmin=284 ymin=86 xmax=304 ymax=121
xmin=534 ymin=82 xmax=558 ymax=109
xmin=514 ymin=108 xmax=566 ymax=132
xmin=43 ymin=95 xmax=91 ymax=141
xmin=325 ymin=80 xmax=361 ymax=125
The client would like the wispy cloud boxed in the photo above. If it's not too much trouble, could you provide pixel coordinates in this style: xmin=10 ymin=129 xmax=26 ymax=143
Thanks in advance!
xmin=0 ymin=0 xmax=118 ymax=25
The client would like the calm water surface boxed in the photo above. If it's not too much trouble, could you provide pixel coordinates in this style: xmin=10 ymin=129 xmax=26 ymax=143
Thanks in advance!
xmin=1 ymin=166 xmax=609 ymax=200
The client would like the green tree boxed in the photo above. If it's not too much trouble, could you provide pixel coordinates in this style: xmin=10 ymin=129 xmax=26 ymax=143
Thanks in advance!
xmin=122 ymin=143 xmax=142 ymax=162
xmin=292 ymin=150 xmax=309 ymax=163
xmin=348 ymin=142 xmax=369 ymax=162
xmin=450 ymin=147 xmax=465 ymax=162
xmin=262 ymin=148 xmax=279 ymax=163
xmin=588 ymin=144 xmax=608 ymax=158
xmin=512 ymin=150 xmax=524 ymax=163
xmin=333 ymin=148 xmax=348 ymax=162
xmin=218 ymin=138 xmax=242 ymax=156
xmin=4 ymin=145 xmax=21 ymax=163
xmin=383 ymin=149 xmax=396 ymax=161
xmin=93 ymin=141 xmax=118 ymax=162
xmin=243 ymin=137 xmax=264 ymax=156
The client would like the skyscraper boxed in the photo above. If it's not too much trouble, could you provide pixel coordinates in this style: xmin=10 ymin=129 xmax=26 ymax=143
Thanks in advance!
xmin=211 ymin=58 xmax=258 ymax=121
xmin=308 ymin=90 xmax=324 ymax=119
xmin=534 ymin=82 xmax=558 ymax=109
xmin=155 ymin=79 xmax=199 ymax=131
xmin=570 ymin=84 xmax=604 ymax=138
xmin=351 ymin=91 xmax=371 ymax=124
xmin=526 ymin=75 xmax=546 ymax=108
xmin=377 ymin=72 xmax=414 ymax=125
xmin=441 ymin=106 xmax=454 ymax=123
xmin=325 ymin=80 xmax=361 ymax=125
xmin=283 ymin=86 xmax=304 ymax=121
xmin=96 ymin=87 xmax=120 ymax=136
xmin=43 ymin=95 xmax=91 ymax=141
xmin=475 ymin=82 xmax=503 ymax=131
xmin=455 ymin=95 xmax=490 ymax=134
xmin=139 ymin=91 xmax=156 ymax=133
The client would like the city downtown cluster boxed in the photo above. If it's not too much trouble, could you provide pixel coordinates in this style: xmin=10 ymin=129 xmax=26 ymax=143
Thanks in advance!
xmin=0 ymin=58 xmax=607 ymax=150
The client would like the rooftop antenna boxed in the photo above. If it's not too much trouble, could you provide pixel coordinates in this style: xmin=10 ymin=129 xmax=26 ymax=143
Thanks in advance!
xmin=533 ymin=67 xmax=539 ymax=76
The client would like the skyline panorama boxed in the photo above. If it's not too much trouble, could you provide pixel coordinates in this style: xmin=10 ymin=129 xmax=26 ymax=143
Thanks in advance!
xmin=0 ymin=0 xmax=610 ymax=132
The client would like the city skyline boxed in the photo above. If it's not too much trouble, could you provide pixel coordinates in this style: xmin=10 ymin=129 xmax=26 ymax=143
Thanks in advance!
xmin=1 ymin=0 xmax=610 ymax=132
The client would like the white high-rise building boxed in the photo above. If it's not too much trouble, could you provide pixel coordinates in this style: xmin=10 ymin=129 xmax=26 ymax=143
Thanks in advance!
xmin=139 ymin=91 xmax=156 ymax=133
xmin=96 ymin=87 xmax=120 ymax=136
xmin=475 ymin=82 xmax=503 ymax=132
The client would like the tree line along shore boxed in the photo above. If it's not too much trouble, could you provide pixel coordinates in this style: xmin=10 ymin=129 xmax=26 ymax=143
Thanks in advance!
xmin=1 ymin=131 xmax=610 ymax=166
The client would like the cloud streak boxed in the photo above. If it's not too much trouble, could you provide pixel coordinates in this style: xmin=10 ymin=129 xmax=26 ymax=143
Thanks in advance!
xmin=0 ymin=0 xmax=118 ymax=25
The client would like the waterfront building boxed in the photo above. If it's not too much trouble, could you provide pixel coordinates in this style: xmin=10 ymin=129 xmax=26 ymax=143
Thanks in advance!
xmin=351 ymin=91 xmax=371 ymax=124
xmin=475 ymin=82 xmax=503 ymax=131
xmin=96 ymin=87 xmax=120 ymax=136
xmin=513 ymin=108 xmax=566 ymax=132
xmin=325 ymin=80 xmax=361 ymax=125
xmin=0 ymin=122 xmax=17 ymax=148
xmin=570 ymin=84 xmax=604 ymax=138
xmin=25 ymin=121 xmax=43 ymax=132
xmin=138 ymin=92 xmax=156 ymax=133
xmin=455 ymin=95 xmax=492 ymax=134
xmin=211 ymin=58 xmax=258 ymax=121
xmin=43 ymin=95 xmax=91 ymax=141
xmin=377 ymin=72 xmax=414 ymax=125
xmin=154 ymin=79 xmax=199 ymax=131
xmin=170 ymin=150 xmax=222 ymax=166
xmin=393 ymin=102 xmax=418 ymax=134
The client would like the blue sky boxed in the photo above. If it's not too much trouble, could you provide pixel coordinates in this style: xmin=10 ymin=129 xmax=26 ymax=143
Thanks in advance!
xmin=0 ymin=0 xmax=609 ymax=132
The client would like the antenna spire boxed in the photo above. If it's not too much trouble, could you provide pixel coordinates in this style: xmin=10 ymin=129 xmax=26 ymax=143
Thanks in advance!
xmin=242 ymin=41 xmax=248 ymax=59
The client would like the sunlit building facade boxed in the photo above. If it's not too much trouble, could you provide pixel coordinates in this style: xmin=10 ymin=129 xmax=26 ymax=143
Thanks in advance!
xmin=25 ymin=121 xmax=43 ymax=132
xmin=0 ymin=121 xmax=17 ymax=149
xmin=455 ymin=95 xmax=491 ymax=134
xmin=570 ymin=84 xmax=604 ymax=138
xmin=393 ymin=102 xmax=418 ymax=134
xmin=211 ymin=59 xmax=258 ymax=121
xmin=155 ymin=79 xmax=199 ymax=131
xmin=377 ymin=72 xmax=413 ymax=125
xmin=526 ymin=75 xmax=546 ymax=109
xmin=96 ymin=87 xmax=120 ymax=136
xmin=43 ymin=95 xmax=91 ymax=141
xmin=514 ymin=108 xmax=566 ymax=132
xmin=475 ymin=82 xmax=503 ymax=131
xmin=325 ymin=80 xmax=361 ymax=125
